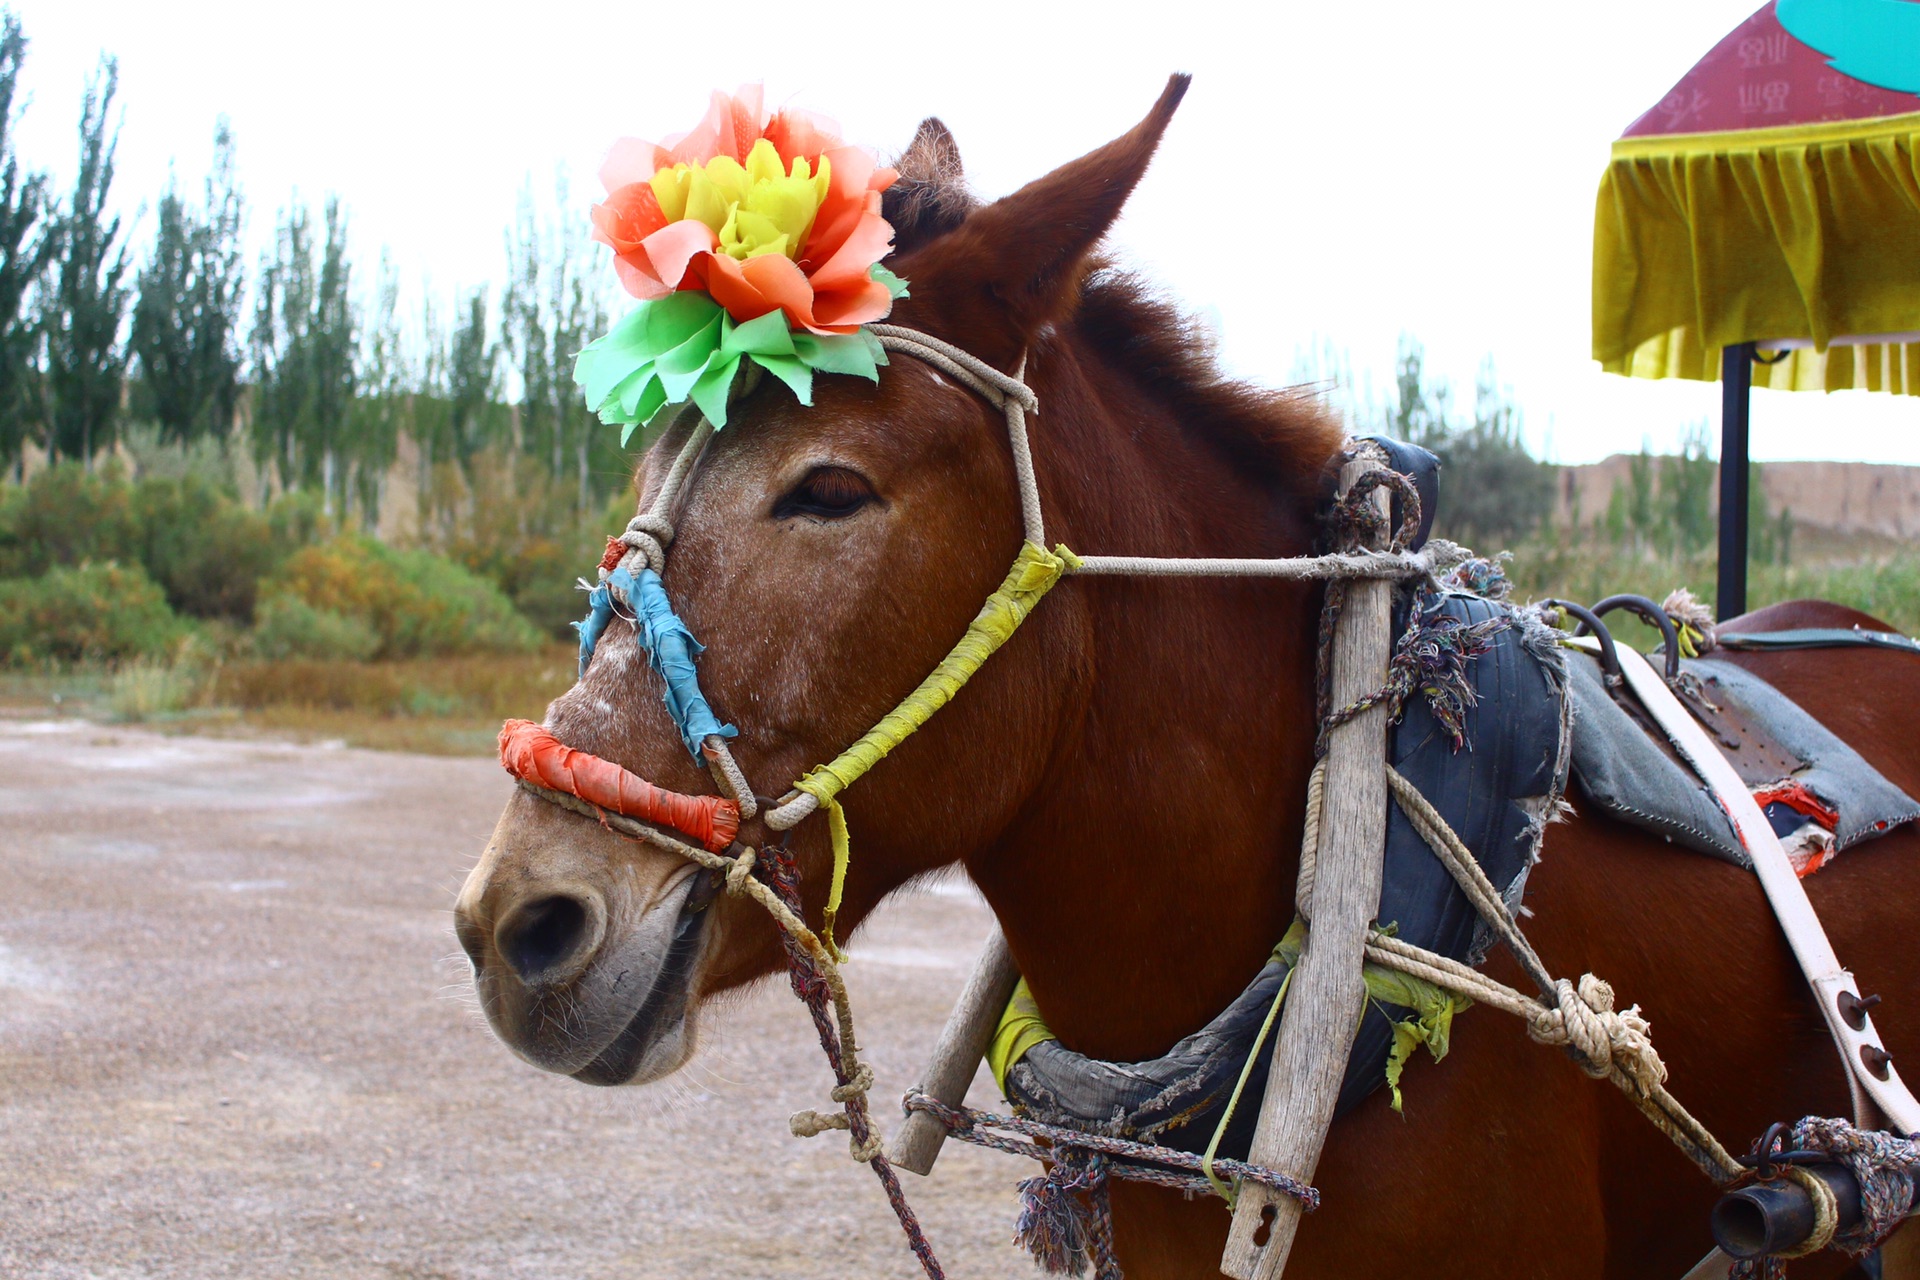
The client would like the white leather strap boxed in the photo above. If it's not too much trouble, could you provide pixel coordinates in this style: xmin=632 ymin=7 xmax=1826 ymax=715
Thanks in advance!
xmin=1573 ymin=638 xmax=1920 ymax=1135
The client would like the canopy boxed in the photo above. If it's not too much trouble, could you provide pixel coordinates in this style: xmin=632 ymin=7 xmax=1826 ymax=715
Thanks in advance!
xmin=1593 ymin=1 xmax=1920 ymax=395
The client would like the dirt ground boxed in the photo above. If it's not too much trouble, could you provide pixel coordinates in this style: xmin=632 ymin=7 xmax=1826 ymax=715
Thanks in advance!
xmin=0 ymin=718 xmax=1032 ymax=1278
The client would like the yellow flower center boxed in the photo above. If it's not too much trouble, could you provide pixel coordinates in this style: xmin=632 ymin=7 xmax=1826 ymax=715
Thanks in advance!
xmin=650 ymin=138 xmax=832 ymax=262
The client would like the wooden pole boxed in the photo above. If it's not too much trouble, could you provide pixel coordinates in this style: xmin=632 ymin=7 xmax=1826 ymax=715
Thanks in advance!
xmin=888 ymin=925 xmax=1021 ymax=1176
xmin=1220 ymin=449 xmax=1394 ymax=1279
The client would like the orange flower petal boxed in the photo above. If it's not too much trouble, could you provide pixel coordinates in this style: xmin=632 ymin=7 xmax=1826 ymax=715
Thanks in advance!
xmin=723 ymin=85 xmax=764 ymax=162
xmin=591 ymin=183 xmax=667 ymax=254
xmin=700 ymin=252 xmax=785 ymax=323
xmin=643 ymin=220 xmax=720 ymax=294
xmin=764 ymin=107 xmax=843 ymax=166
xmin=808 ymin=210 xmax=895 ymax=296
xmin=739 ymin=254 xmax=822 ymax=329
xmin=809 ymin=276 xmax=894 ymax=332
xmin=600 ymin=137 xmax=670 ymax=193
xmin=613 ymin=257 xmax=672 ymax=300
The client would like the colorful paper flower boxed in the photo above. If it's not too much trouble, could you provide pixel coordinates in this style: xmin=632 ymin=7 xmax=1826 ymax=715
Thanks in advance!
xmin=592 ymin=87 xmax=902 ymax=335
xmin=577 ymin=87 xmax=911 ymax=434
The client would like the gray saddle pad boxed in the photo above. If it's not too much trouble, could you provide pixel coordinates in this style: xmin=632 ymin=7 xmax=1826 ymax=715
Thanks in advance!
xmin=1567 ymin=651 xmax=1920 ymax=866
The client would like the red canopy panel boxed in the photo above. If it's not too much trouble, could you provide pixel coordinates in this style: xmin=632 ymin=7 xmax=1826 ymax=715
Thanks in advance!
xmin=1623 ymin=2 xmax=1919 ymax=137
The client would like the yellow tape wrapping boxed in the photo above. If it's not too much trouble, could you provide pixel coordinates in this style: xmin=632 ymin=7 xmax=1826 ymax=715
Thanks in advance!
xmin=794 ymin=540 xmax=1080 ymax=958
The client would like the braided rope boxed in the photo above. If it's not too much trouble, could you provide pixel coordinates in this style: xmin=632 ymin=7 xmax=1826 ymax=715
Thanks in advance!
xmin=1293 ymin=758 xmax=1327 ymax=921
xmin=702 ymin=735 xmax=758 ymax=821
xmin=901 ymin=1092 xmax=1321 ymax=1210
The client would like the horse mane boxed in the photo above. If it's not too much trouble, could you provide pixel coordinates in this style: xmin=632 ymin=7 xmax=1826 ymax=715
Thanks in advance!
xmin=1067 ymin=262 xmax=1345 ymax=507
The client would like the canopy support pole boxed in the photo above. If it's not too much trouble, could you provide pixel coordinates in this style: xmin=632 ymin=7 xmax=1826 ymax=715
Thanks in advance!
xmin=1718 ymin=342 xmax=1753 ymax=622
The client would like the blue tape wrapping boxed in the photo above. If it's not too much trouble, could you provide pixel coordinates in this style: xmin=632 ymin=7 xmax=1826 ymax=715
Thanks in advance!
xmin=575 ymin=576 xmax=619 ymax=680
xmin=572 ymin=565 xmax=738 ymax=761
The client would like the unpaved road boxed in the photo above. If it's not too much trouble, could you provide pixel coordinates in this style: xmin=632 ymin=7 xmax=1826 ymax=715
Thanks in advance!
xmin=0 ymin=720 xmax=1030 ymax=1278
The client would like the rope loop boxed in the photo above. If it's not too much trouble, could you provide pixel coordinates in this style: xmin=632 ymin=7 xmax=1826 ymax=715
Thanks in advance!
xmin=724 ymin=846 xmax=758 ymax=896
xmin=1326 ymin=466 xmax=1422 ymax=554
xmin=1775 ymin=1165 xmax=1841 ymax=1260
xmin=616 ymin=512 xmax=676 ymax=577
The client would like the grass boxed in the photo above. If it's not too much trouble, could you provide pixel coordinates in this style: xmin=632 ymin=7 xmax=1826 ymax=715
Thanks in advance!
xmin=1501 ymin=537 xmax=1920 ymax=646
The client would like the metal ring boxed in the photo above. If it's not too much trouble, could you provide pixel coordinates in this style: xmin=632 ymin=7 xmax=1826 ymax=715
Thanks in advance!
xmin=1586 ymin=594 xmax=1683 ymax=682
xmin=1542 ymin=598 xmax=1623 ymax=684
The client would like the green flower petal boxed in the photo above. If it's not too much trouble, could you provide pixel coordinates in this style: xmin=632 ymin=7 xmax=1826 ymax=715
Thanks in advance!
xmin=578 ymin=283 xmax=906 ymax=437
xmin=725 ymin=308 xmax=798 ymax=358
xmin=643 ymin=291 xmax=725 ymax=348
xmin=870 ymin=264 xmax=911 ymax=300
xmin=792 ymin=331 xmax=881 ymax=382
xmin=653 ymin=313 xmax=728 ymax=401
xmin=688 ymin=354 xmax=743 ymax=426
xmin=751 ymin=353 xmax=814 ymax=405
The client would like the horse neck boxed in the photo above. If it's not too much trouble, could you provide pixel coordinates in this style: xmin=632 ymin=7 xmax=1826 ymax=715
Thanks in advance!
xmin=964 ymin=342 xmax=1332 ymax=1062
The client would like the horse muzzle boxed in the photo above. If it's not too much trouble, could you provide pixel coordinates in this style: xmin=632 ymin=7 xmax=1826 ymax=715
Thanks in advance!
xmin=456 ymin=852 xmax=715 ymax=1086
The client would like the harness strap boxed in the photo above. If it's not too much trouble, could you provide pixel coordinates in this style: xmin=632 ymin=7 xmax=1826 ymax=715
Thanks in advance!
xmin=1583 ymin=638 xmax=1920 ymax=1136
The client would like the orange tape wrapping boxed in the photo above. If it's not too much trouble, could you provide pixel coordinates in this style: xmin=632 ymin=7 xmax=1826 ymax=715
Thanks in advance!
xmin=497 ymin=719 xmax=740 ymax=852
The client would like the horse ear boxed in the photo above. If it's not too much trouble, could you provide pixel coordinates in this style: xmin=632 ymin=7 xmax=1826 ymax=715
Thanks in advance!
xmin=917 ymin=74 xmax=1190 ymax=348
xmin=884 ymin=118 xmax=974 ymax=254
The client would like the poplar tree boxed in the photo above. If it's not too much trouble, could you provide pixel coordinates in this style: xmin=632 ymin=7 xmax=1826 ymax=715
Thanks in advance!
xmin=249 ymin=203 xmax=314 ymax=488
xmin=350 ymin=254 xmax=405 ymax=525
xmin=308 ymin=198 xmax=356 ymax=509
xmin=503 ymin=176 xmax=612 ymax=513
xmin=0 ymin=11 xmax=48 ymax=476
xmin=503 ymin=186 xmax=554 ymax=476
xmin=446 ymin=286 xmax=497 ymax=475
xmin=131 ymin=120 xmax=244 ymax=444
xmin=249 ymin=198 xmax=356 ymax=510
xmin=43 ymin=56 xmax=130 ymax=466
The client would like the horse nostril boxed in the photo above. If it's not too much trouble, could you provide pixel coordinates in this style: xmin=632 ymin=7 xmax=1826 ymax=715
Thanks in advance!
xmin=494 ymin=892 xmax=603 ymax=988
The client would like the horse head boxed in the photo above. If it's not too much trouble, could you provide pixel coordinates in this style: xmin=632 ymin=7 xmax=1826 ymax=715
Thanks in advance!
xmin=452 ymin=75 xmax=1300 ymax=1087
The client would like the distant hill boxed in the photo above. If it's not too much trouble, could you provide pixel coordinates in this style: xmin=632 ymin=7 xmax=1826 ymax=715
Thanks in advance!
xmin=1553 ymin=456 xmax=1920 ymax=543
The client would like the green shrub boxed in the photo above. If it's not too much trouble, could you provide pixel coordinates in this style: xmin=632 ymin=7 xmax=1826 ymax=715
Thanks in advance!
xmin=252 ymin=595 xmax=381 ymax=661
xmin=127 ymin=475 xmax=283 ymax=622
xmin=0 ymin=561 xmax=185 ymax=666
xmin=0 ymin=466 xmax=325 ymax=624
xmin=457 ymin=535 xmax=590 ymax=638
xmin=263 ymin=535 xmax=541 ymax=659
xmin=0 ymin=464 xmax=137 ymax=578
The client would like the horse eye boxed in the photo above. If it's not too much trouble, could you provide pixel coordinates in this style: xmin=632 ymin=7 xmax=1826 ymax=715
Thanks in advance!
xmin=773 ymin=466 xmax=877 ymax=520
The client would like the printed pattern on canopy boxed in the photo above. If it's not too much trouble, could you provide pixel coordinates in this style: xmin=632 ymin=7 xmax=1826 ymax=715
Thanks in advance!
xmin=1592 ymin=1 xmax=1920 ymax=394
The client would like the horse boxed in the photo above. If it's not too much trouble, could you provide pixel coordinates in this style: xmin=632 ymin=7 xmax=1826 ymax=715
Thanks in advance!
xmin=454 ymin=77 xmax=1920 ymax=1278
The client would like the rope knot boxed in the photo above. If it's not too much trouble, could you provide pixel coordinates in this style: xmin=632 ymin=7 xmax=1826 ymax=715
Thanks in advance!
xmin=724 ymin=847 xmax=757 ymax=896
xmin=1528 ymin=974 xmax=1666 ymax=1091
xmin=611 ymin=512 xmax=676 ymax=577
xmin=830 ymin=1062 xmax=875 ymax=1104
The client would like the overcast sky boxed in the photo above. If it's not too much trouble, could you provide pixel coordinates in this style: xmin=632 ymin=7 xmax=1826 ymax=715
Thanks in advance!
xmin=11 ymin=0 xmax=1915 ymax=465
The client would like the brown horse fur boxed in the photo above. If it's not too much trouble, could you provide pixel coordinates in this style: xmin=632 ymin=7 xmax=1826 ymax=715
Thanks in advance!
xmin=455 ymin=78 xmax=1918 ymax=1278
